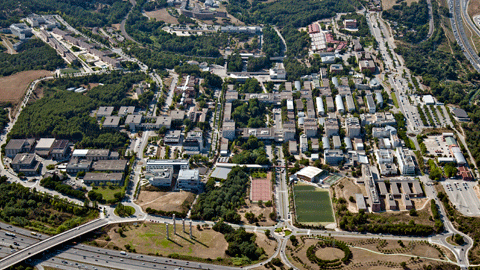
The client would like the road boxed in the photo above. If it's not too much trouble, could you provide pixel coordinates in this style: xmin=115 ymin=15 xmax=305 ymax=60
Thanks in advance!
xmin=449 ymin=0 xmax=480 ymax=72
xmin=120 ymin=0 xmax=140 ymax=44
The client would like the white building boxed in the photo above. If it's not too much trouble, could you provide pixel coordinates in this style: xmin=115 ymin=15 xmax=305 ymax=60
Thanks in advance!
xmin=146 ymin=159 xmax=189 ymax=171
xmin=176 ymin=169 xmax=201 ymax=191
xmin=300 ymin=134 xmax=308 ymax=153
xmin=423 ymin=95 xmax=435 ymax=105
xmin=335 ymin=95 xmax=344 ymax=114
xmin=375 ymin=149 xmax=393 ymax=164
xmin=146 ymin=168 xmax=173 ymax=187
xmin=346 ymin=117 xmax=361 ymax=138
xmin=396 ymin=147 xmax=416 ymax=175
xmin=316 ymin=97 xmax=325 ymax=116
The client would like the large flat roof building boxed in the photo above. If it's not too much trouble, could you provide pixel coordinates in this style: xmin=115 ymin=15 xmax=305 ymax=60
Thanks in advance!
xmin=83 ymin=172 xmax=123 ymax=186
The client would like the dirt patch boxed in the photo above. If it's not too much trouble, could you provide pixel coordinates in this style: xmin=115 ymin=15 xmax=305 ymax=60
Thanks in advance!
xmin=468 ymin=0 xmax=480 ymax=18
xmin=315 ymin=247 xmax=344 ymax=260
xmin=0 ymin=70 xmax=52 ymax=107
xmin=287 ymin=237 xmax=456 ymax=270
xmin=382 ymin=0 xmax=420 ymax=10
xmin=145 ymin=8 xmax=179 ymax=24
xmin=334 ymin=178 xmax=363 ymax=212
xmin=137 ymin=189 xmax=195 ymax=213
xmin=238 ymin=202 xmax=276 ymax=226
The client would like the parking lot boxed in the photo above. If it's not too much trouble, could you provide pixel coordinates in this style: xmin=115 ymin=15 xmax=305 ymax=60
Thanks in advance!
xmin=442 ymin=179 xmax=480 ymax=216
xmin=423 ymin=135 xmax=452 ymax=157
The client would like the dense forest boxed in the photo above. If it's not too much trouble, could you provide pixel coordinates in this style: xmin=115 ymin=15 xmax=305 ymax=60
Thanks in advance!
xmin=262 ymin=25 xmax=283 ymax=58
xmin=0 ymin=106 xmax=8 ymax=132
xmin=0 ymin=0 xmax=130 ymax=28
xmin=227 ymin=52 xmax=244 ymax=72
xmin=231 ymin=136 xmax=269 ymax=165
xmin=191 ymin=167 xmax=250 ymax=222
xmin=246 ymin=56 xmax=270 ymax=72
xmin=227 ymin=0 xmax=358 ymax=28
xmin=382 ymin=0 xmax=430 ymax=43
xmin=0 ymin=175 xmax=96 ymax=235
xmin=213 ymin=221 xmax=266 ymax=262
xmin=231 ymin=98 xmax=266 ymax=128
xmin=41 ymin=174 xmax=86 ymax=200
xmin=0 ymin=39 xmax=65 ymax=76
xmin=9 ymin=72 xmax=147 ymax=150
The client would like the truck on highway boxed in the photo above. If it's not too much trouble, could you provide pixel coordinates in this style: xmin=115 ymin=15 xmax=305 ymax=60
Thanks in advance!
xmin=120 ymin=251 xmax=126 ymax=255
xmin=5 ymin=232 xmax=15 ymax=237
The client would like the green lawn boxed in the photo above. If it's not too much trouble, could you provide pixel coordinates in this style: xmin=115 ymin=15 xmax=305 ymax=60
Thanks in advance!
xmin=95 ymin=186 xmax=124 ymax=201
xmin=294 ymin=184 xmax=334 ymax=223
xmin=391 ymin=92 xmax=399 ymax=108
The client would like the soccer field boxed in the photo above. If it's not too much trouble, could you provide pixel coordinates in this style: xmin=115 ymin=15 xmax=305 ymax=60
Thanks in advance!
xmin=294 ymin=184 xmax=335 ymax=223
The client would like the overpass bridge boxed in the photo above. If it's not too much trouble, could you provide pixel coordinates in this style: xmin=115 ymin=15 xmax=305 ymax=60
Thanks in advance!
xmin=0 ymin=218 xmax=108 ymax=269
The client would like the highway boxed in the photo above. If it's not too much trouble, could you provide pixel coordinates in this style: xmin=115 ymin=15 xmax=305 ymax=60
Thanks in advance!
xmin=449 ymin=0 xmax=480 ymax=72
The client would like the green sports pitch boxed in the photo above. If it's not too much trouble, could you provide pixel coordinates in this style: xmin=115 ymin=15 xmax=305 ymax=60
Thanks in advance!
xmin=293 ymin=184 xmax=335 ymax=223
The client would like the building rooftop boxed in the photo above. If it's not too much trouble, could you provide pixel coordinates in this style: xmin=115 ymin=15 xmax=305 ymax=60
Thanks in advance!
xmin=178 ymin=169 xmax=200 ymax=181
xmin=12 ymin=153 xmax=35 ymax=165
xmin=36 ymin=138 xmax=55 ymax=149
xmin=118 ymin=106 xmax=135 ymax=116
xmin=170 ymin=110 xmax=185 ymax=121
xmin=97 ymin=106 xmax=114 ymax=116
xmin=92 ymin=160 xmax=128 ymax=172
xmin=296 ymin=166 xmax=323 ymax=179
xmin=84 ymin=172 xmax=123 ymax=182
xmin=125 ymin=114 xmax=142 ymax=125
xmin=103 ymin=116 xmax=120 ymax=126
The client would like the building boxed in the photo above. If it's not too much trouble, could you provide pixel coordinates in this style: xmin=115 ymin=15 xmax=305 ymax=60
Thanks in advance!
xmin=103 ymin=116 xmax=120 ymax=128
xmin=451 ymin=107 xmax=470 ymax=122
xmin=84 ymin=149 xmax=111 ymax=161
xmin=225 ymin=91 xmax=239 ymax=103
xmin=356 ymin=194 xmax=367 ymax=211
xmin=11 ymin=153 xmax=40 ymax=176
xmin=5 ymin=139 xmax=35 ymax=158
xmin=316 ymin=97 xmax=325 ymax=116
xmin=333 ymin=135 xmax=341 ymax=149
xmin=359 ymin=60 xmax=376 ymax=73
xmin=324 ymin=149 xmax=344 ymax=165
xmin=296 ymin=166 xmax=325 ymax=182
xmin=451 ymin=147 xmax=467 ymax=165
xmin=10 ymin=23 xmax=32 ymax=39
xmin=458 ymin=166 xmax=474 ymax=181
xmin=146 ymin=159 xmax=189 ymax=171
xmin=118 ymin=106 xmax=135 ymax=117
xmin=184 ymin=130 xmax=204 ymax=152
xmin=345 ymin=95 xmax=355 ymax=112
xmin=50 ymin=140 xmax=70 ymax=160
xmin=222 ymin=120 xmax=236 ymax=140
xmin=324 ymin=118 xmax=339 ymax=137
xmin=35 ymin=138 xmax=55 ymax=157
xmin=66 ymin=158 xmax=92 ymax=174
xmin=396 ymin=147 xmax=416 ymax=175
xmin=375 ymin=92 xmax=384 ymax=107
xmin=346 ymin=117 xmax=361 ymax=138
xmin=283 ymin=121 xmax=296 ymax=141
xmin=146 ymin=168 xmax=173 ymax=187
xmin=165 ymin=130 xmax=182 ymax=144
xmin=303 ymin=118 xmax=318 ymax=138
xmin=125 ymin=114 xmax=143 ymax=131
xmin=176 ymin=169 xmax=201 ymax=191
xmin=83 ymin=172 xmax=123 ymax=186
xmin=372 ymin=126 xmax=396 ymax=138
xmin=289 ymin=140 xmax=298 ymax=155
xmin=344 ymin=19 xmax=357 ymax=29
xmin=376 ymin=149 xmax=393 ymax=163
xmin=170 ymin=110 xmax=185 ymax=122
xmin=330 ymin=64 xmax=344 ymax=74
xmin=220 ymin=138 xmax=229 ymax=156
xmin=300 ymin=134 xmax=308 ymax=153
xmin=97 ymin=106 xmax=114 ymax=119
xmin=91 ymin=160 xmax=128 ymax=173
xmin=335 ymin=95 xmax=345 ymax=113
xmin=423 ymin=95 xmax=435 ymax=105
xmin=364 ymin=94 xmax=375 ymax=114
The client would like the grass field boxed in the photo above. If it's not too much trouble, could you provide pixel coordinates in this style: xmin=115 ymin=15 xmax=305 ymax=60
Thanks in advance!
xmin=391 ymin=92 xmax=399 ymax=108
xmin=294 ymin=184 xmax=334 ymax=224
xmin=94 ymin=186 xmax=123 ymax=201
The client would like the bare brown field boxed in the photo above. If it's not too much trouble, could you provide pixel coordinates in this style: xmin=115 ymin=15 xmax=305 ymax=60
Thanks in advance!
xmin=91 ymin=222 xmax=277 ymax=264
xmin=287 ymin=237 xmax=456 ymax=270
xmin=137 ymin=189 xmax=195 ymax=213
xmin=334 ymin=178 xmax=364 ymax=212
xmin=0 ymin=70 xmax=52 ymax=106
xmin=382 ymin=0 xmax=420 ymax=10
xmin=145 ymin=9 xmax=179 ymax=24
xmin=468 ymin=0 xmax=480 ymax=18
xmin=238 ymin=201 xmax=276 ymax=226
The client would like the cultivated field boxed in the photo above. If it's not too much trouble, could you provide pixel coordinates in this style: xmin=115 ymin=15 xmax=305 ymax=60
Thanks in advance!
xmin=382 ymin=0 xmax=420 ymax=10
xmin=137 ymin=189 xmax=195 ymax=213
xmin=287 ymin=236 xmax=457 ymax=270
xmin=293 ymin=184 xmax=334 ymax=224
xmin=144 ymin=8 xmax=179 ymax=24
xmin=0 ymin=70 xmax=52 ymax=106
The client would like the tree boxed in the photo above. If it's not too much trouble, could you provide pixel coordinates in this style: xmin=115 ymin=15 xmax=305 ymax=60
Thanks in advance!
xmin=265 ymin=229 xmax=271 ymax=238
xmin=454 ymin=234 xmax=465 ymax=245
xmin=290 ymin=235 xmax=298 ymax=246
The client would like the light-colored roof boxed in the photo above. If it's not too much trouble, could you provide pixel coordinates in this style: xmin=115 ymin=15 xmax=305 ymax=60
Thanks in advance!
xmin=73 ymin=149 xmax=89 ymax=156
xmin=296 ymin=166 xmax=323 ymax=179
xmin=36 ymin=138 xmax=55 ymax=149
xmin=210 ymin=167 xmax=231 ymax=180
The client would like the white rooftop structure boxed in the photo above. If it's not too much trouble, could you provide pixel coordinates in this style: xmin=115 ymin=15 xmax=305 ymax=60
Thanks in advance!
xmin=36 ymin=138 xmax=55 ymax=149
xmin=296 ymin=166 xmax=324 ymax=182
xmin=423 ymin=95 xmax=435 ymax=105
xmin=72 ymin=149 xmax=89 ymax=157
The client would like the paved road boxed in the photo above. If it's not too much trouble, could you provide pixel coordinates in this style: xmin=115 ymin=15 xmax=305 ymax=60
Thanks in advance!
xmin=120 ymin=0 xmax=140 ymax=44
xmin=0 ymin=219 xmax=108 ymax=269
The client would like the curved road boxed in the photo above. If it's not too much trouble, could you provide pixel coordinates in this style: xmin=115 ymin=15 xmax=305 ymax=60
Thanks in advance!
xmin=120 ymin=0 xmax=140 ymax=44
